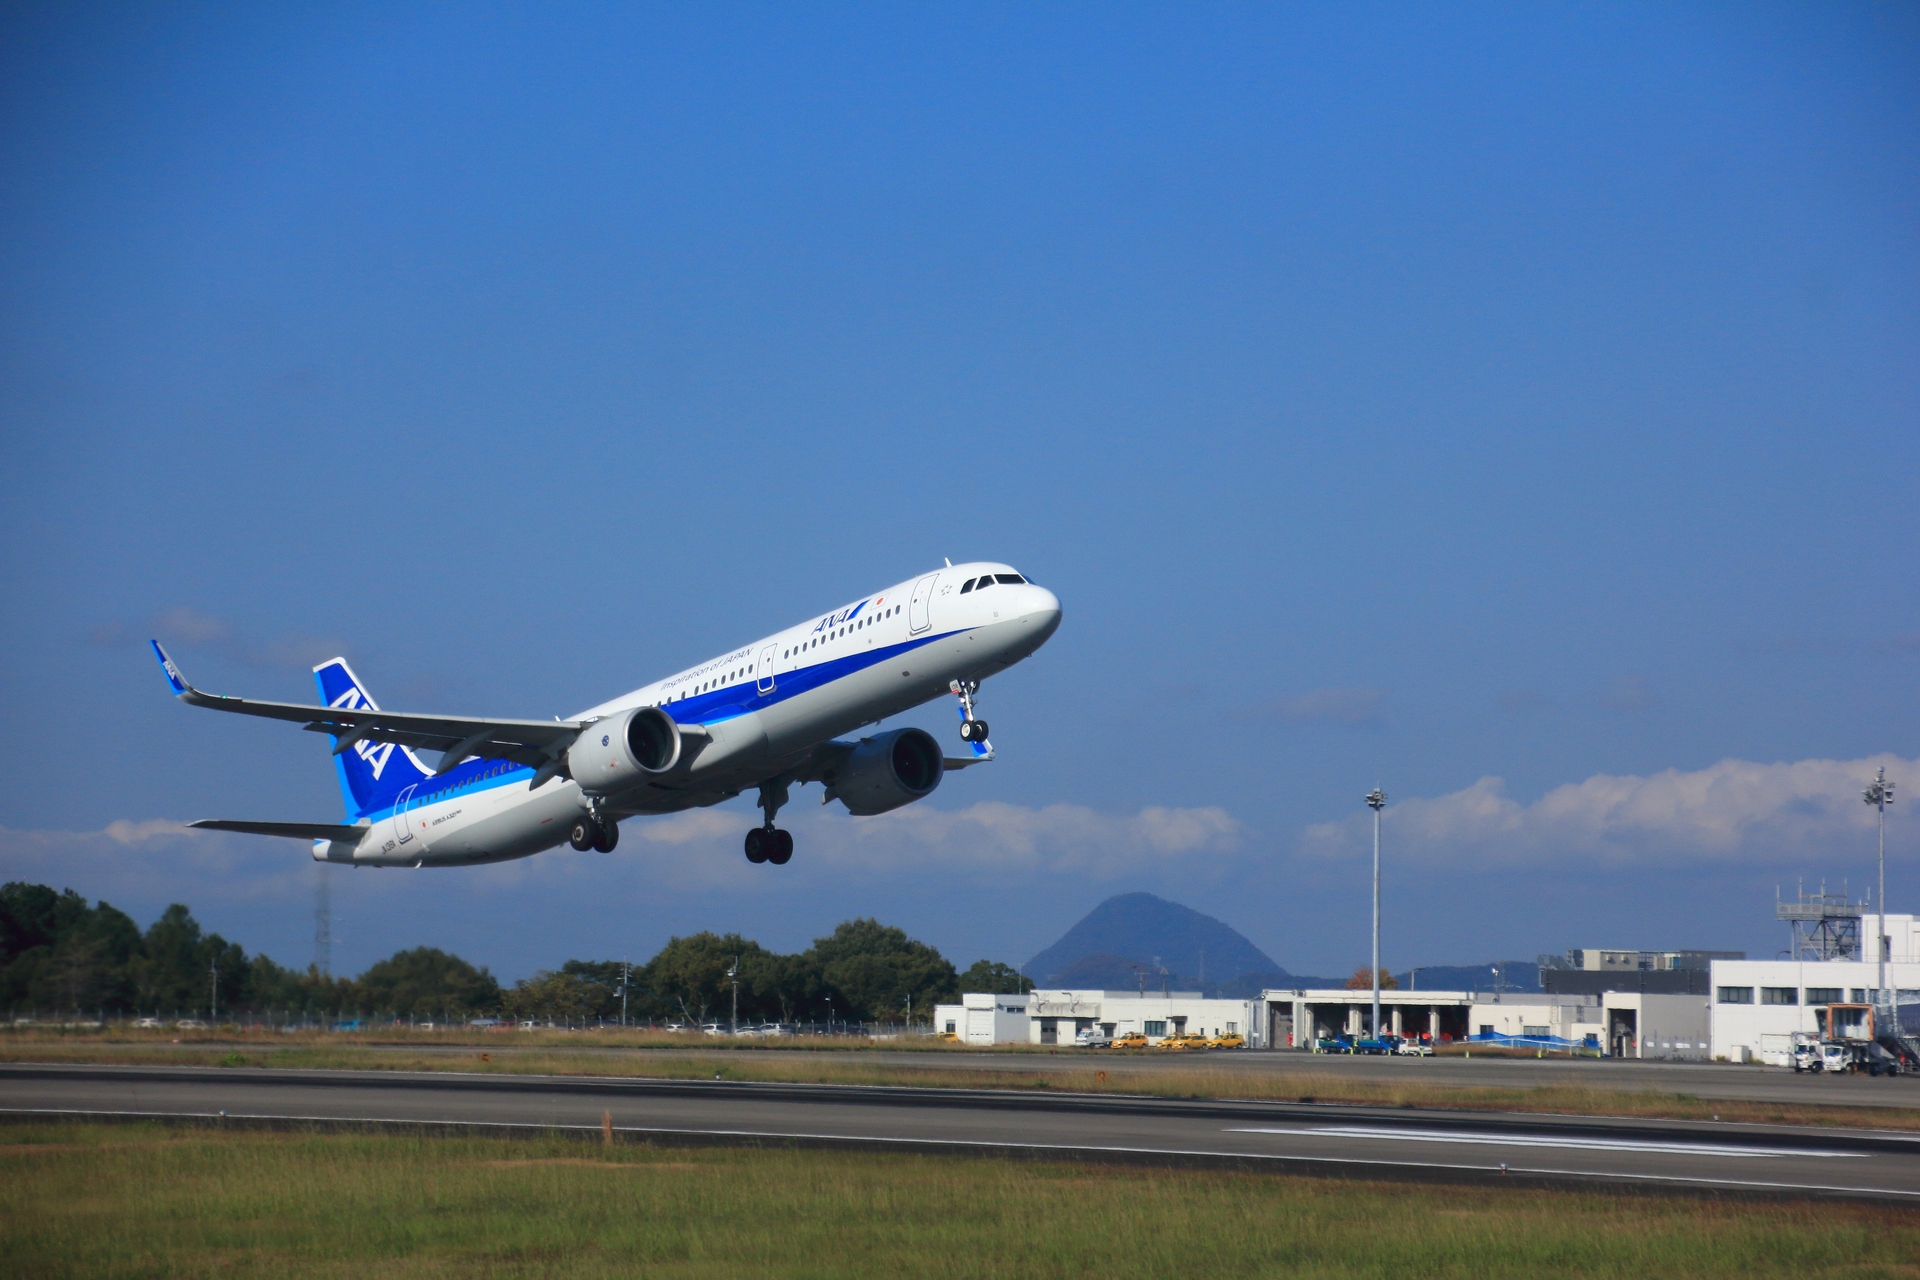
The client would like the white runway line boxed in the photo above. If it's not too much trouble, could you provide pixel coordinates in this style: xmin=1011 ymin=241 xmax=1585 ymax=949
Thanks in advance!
xmin=1227 ymin=1125 xmax=1864 ymax=1159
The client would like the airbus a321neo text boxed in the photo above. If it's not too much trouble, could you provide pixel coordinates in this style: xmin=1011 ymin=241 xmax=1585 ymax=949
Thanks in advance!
xmin=152 ymin=563 xmax=1061 ymax=869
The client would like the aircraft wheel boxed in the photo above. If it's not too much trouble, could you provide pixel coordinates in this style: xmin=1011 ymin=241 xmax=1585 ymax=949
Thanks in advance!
xmin=744 ymin=828 xmax=769 ymax=864
xmin=568 ymin=819 xmax=595 ymax=852
xmin=592 ymin=821 xmax=619 ymax=853
xmin=767 ymin=828 xmax=794 ymax=865
xmin=971 ymin=719 xmax=989 ymax=740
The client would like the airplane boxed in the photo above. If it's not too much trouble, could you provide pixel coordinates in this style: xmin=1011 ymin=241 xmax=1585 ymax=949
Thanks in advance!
xmin=151 ymin=562 xmax=1061 ymax=869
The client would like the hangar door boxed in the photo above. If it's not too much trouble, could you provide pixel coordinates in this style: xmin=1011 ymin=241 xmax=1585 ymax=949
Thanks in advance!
xmin=1268 ymin=1003 xmax=1294 ymax=1050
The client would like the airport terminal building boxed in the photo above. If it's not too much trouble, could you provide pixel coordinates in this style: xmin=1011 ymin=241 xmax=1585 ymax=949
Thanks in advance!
xmin=933 ymin=990 xmax=1255 ymax=1046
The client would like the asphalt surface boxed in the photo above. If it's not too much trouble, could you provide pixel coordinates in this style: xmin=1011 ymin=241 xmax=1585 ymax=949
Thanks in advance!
xmin=5 ymin=1063 xmax=1920 ymax=1204
xmin=50 ymin=1040 xmax=1920 ymax=1108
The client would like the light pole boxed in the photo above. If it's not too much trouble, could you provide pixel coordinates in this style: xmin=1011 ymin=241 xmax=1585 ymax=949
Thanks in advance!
xmin=1366 ymin=786 xmax=1387 ymax=1040
xmin=1865 ymin=767 xmax=1897 ymax=1031
xmin=727 ymin=956 xmax=740 ymax=1035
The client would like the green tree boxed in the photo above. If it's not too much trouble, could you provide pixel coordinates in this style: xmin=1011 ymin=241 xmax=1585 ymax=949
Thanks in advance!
xmin=0 ymin=884 xmax=141 ymax=1013
xmin=640 ymin=933 xmax=782 ymax=1026
xmin=502 ymin=970 xmax=607 ymax=1023
xmin=801 ymin=919 xmax=958 ymax=1025
xmin=353 ymin=947 xmax=501 ymax=1019
xmin=957 ymin=959 xmax=1030 ymax=995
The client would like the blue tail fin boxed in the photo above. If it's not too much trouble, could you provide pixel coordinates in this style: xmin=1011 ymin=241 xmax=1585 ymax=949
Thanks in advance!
xmin=313 ymin=658 xmax=432 ymax=820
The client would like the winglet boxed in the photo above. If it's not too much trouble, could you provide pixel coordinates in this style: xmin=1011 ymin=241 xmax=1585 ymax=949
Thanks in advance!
xmin=151 ymin=640 xmax=189 ymax=696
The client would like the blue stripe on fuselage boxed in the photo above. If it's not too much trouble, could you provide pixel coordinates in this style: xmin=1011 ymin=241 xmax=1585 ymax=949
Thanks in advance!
xmin=358 ymin=625 xmax=973 ymax=823
xmin=359 ymin=760 xmax=538 ymax=824
xmin=664 ymin=627 xmax=965 ymax=726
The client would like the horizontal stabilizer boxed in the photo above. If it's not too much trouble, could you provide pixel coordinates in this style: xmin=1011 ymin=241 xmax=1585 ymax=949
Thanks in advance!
xmin=188 ymin=819 xmax=368 ymax=842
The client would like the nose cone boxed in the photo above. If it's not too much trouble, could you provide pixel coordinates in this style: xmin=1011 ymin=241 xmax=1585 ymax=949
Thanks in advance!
xmin=1026 ymin=586 xmax=1063 ymax=643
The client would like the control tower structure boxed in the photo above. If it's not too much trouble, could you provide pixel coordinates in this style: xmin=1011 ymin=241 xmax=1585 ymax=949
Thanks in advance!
xmin=1777 ymin=882 xmax=1865 ymax=962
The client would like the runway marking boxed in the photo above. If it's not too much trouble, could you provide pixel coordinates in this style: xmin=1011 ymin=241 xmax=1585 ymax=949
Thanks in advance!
xmin=1227 ymin=1125 xmax=1865 ymax=1159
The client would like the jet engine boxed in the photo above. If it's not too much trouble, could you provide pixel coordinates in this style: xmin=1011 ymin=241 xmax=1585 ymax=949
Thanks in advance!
xmin=568 ymin=706 xmax=684 ymax=795
xmin=832 ymin=727 xmax=943 ymax=816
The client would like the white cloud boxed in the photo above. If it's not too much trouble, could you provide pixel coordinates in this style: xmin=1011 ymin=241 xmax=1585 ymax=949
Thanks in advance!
xmin=827 ymin=801 xmax=1242 ymax=875
xmin=1299 ymin=754 xmax=1917 ymax=870
xmin=0 ymin=818 xmax=312 ymax=906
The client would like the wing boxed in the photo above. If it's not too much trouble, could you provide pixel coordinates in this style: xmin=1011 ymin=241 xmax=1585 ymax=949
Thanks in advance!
xmin=189 ymin=819 xmax=368 ymax=841
xmin=152 ymin=640 xmax=584 ymax=773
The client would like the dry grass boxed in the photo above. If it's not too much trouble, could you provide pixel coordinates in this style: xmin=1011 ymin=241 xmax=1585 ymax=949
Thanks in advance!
xmin=5 ymin=1028 xmax=1918 ymax=1133
xmin=0 ymin=1121 xmax=1914 ymax=1278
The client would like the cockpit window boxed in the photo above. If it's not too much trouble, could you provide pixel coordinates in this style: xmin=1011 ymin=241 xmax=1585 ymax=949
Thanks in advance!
xmin=960 ymin=578 xmax=975 ymax=593
xmin=995 ymin=573 xmax=1025 ymax=585
xmin=974 ymin=576 xmax=993 ymax=591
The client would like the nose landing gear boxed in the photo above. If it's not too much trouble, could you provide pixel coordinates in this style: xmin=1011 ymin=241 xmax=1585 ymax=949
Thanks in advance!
xmin=951 ymin=679 xmax=993 ymax=755
xmin=744 ymin=779 xmax=794 ymax=865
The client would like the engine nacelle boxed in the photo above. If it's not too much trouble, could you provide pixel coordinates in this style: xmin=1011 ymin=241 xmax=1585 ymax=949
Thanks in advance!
xmin=833 ymin=727 xmax=944 ymax=816
xmin=568 ymin=706 xmax=684 ymax=796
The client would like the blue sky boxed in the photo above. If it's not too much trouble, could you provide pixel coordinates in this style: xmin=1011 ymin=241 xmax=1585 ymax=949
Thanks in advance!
xmin=2 ymin=4 xmax=1916 ymax=983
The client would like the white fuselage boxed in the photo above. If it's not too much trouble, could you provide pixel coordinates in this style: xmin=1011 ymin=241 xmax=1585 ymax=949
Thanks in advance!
xmin=322 ymin=563 xmax=1060 ymax=866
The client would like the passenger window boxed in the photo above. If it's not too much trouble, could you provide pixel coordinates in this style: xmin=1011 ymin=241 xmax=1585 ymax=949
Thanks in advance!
xmin=960 ymin=578 xmax=975 ymax=593
xmin=996 ymin=574 xmax=1024 ymax=584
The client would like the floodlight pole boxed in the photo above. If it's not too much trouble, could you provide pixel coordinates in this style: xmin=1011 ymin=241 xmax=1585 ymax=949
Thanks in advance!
xmin=1864 ymin=768 xmax=1897 ymax=1032
xmin=1367 ymin=787 xmax=1388 ymax=1039
xmin=727 ymin=957 xmax=740 ymax=1035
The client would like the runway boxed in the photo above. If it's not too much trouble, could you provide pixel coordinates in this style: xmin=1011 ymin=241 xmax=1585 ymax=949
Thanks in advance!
xmin=6 ymin=1063 xmax=1920 ymax=1203
xmin=49 ymin=1040 xmax=1920 ymax=1109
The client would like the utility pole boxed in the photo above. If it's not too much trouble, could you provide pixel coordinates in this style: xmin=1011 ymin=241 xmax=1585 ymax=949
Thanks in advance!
xmin=727 ymin=956 xmax=739 ymax=1035
xmin=1865 ymin=767 xmax=1897 ymax=1032
xmin=1367 ymin=786 xmax=1387 ymax=1039
xmin=209 ymin=955 xmax=218 ymax=1023
xmin=621 ymin=957 xmax=630 ymax=1027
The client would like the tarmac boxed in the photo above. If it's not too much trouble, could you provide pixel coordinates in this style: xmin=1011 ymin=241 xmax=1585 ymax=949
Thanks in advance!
xmin=6 ymin=1061 xmax=1920 ymax=1204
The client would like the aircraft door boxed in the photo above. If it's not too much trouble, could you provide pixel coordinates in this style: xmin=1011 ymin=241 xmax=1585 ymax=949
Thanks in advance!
xmin=756 ymin=644 xmax=777 ymax=695
xmin=388 ymin=784 xmax=418 ymax=846
xmin=908 ymin=574 xmax=938 ymax=634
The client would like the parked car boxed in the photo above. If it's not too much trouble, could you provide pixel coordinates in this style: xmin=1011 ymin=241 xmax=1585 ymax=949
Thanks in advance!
xmin=1393 ymin=1037 xmax=1433 ymax=1056
xmin=1075 ymin=1028 xmax=1112 ymax=1048
xmin=700 ymin=1023 xmax=727 ymax=1036
xmin=1110 ymin=1031 xmax=1150 ymax=1049
xmin=664 ymin=1022 xmax=689 ymax=1033
xmin=757 ymin=1023 xmax=794 ymax=1037
xmin=934 ymin=1031 xmax=961 ymax=1044
xmin=174 ymin=1019 xmax=206 ymax=1030
xmin=132 ymin=1017 xmax=162 ymax=1029
xmin=1354 ymin=1037 xmax=1393 ymax=1055
xmin=1315 ymin=1035 xmax=1354 ymax=1054
xmin=1206 ymin=1033 xmax=1245 ymax=1050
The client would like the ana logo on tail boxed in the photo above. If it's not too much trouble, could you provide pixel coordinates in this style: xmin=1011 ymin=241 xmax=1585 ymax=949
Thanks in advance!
xmin=327 ymin=685 xmax=396 ymax=779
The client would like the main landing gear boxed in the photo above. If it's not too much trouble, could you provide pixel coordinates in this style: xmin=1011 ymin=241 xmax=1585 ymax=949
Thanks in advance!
xmin=568 ymin=808 xmax=619 ymax=853
xmin=745 ymin=780 xmax=794 ymax=866
xmin=952 ymin=679 xmax=991 ymax=746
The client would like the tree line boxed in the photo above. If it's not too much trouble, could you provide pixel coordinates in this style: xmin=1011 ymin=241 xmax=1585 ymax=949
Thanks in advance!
xmin=0 ymin=882 xmax=1031 ymax=1026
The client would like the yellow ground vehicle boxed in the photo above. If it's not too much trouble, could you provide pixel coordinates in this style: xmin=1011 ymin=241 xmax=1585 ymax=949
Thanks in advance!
xmin=1154 ymin=1034 xmax=1198 ymax=1051
xmin=934 ymin=1031 xmax=960 ymax=1043
xmin=1206 ymin=1033 xmax=1244 ymax=1049
xmin=1110 ymin=1032 xmax=1150 ymax=1049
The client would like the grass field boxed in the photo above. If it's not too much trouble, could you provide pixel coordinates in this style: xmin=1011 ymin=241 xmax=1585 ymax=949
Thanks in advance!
xmin=5 ymin=1027 xmax=1918 ymax=1134
xmin=1 ymin=1122 xmax=1915 ymax=1279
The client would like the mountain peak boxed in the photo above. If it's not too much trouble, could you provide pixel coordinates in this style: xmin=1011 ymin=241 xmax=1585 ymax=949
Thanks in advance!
xmin=1024 ymin=893 xmax=1284 ymax=992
